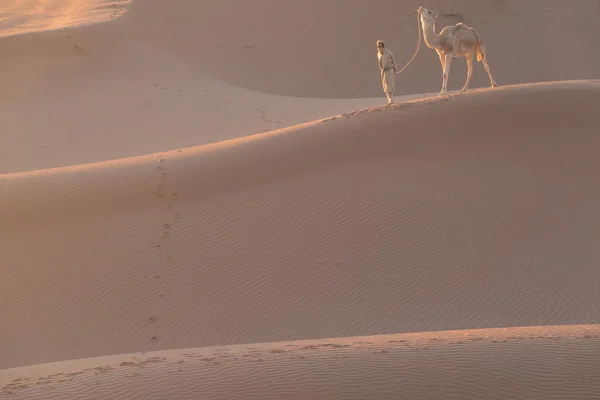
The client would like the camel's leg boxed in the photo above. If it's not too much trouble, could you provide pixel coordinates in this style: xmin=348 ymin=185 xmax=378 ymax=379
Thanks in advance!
xmin=437 ymin=50 xmax=446 ymax=71
xmin=481 ymin=54 xmax=498 ymax=88
xmin=439 ymin=53 xmax=452 ymax=96
xmin=436 ymin=50 xmax=446 ymax=95
xmin=461 ymin=53 xmax=474 ymax=93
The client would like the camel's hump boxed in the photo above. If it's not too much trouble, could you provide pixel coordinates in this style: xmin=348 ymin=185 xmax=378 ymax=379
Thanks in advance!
xmin=455 ymin=22 xmax=475 ymax=31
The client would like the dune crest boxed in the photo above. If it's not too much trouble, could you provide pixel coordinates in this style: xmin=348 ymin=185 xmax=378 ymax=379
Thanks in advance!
xmin=2 ymin=325 xmax=600 ymax=399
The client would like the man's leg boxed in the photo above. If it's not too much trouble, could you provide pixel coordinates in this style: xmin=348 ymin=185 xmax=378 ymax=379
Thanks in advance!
xmin=386 ymin=70 xmax=394 ymax=104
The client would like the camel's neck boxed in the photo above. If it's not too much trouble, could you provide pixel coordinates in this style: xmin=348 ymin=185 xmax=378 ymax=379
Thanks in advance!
xmin=421 ymin=19 xmax=442 ymax=49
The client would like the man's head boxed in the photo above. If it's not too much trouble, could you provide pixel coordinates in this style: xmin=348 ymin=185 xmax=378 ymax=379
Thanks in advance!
xmin=377 ymin=40 xmax=385 ymax=52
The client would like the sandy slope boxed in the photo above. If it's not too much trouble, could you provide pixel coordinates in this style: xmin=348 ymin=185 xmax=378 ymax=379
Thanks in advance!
xmin=2 ymin=0 xmax=599 ymax=173
xmin=2 ymin=80 xmax=600 ymax=372
xmin=2 ymin=326 xmax=600 ymax=399
xmin=0 ymin=0 xmax=385 ymax=174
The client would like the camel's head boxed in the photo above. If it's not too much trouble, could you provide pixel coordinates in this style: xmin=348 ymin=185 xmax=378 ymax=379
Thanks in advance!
xmin=417 ymin=6 xmax=437 ymax=22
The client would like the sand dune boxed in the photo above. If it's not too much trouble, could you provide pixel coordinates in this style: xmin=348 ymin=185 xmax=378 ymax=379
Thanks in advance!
xmin=2 ymin=0 xmax=599 ymax=172
xmin=2 ymin=80 xmax=600 ymax=371
xmin=2 ymin=0 xmax=600 ymax=398
xmin=0 ymin=0 xmax=386 ymax=174
xmin=2 ymin=326 xmax=600 ymax=399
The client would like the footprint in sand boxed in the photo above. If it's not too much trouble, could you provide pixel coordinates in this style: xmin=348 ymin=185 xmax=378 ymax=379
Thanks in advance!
xmin=73 ymin=44 xmax=90 ymax=57
xmin=156 ymin=184 xmax=165 ymax=198
xmin=119 ymin=361 xmax=136 ymax=367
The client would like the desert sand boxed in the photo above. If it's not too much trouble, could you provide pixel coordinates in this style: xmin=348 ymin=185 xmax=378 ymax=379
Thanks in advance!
xmin=1 ymin=1 xmax=600 ymax=399
xmin=2 ymin=326 xmax=600 ymax=399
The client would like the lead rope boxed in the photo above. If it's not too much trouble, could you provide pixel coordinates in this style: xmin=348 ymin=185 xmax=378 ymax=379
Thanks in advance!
xmin=395 ymin=11 xmax=422 ymax=75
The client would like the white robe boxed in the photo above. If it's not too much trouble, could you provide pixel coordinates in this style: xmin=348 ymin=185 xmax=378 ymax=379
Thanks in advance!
xmin=377 ymin=48 xmax=397 ymax=96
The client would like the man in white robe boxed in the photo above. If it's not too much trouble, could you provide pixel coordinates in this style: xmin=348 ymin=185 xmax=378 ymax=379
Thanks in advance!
xmin=377 ymin=40 xmax=398 ymax=104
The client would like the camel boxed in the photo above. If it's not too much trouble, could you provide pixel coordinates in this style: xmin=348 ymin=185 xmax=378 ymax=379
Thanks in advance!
xmin=417 ymin=6 xmax=498 ymax=96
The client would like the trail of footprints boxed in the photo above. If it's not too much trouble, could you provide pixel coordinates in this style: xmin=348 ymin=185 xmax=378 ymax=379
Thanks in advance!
xmin=4 ymin=334 xmax=600 ymax=395
xmin=0 ymin=341 xmax=414 ymax=394
xmin=64 ymin=31 xmax=282 ymax=345
xmin=65 ymin=36 xmax=283 ymax=131
xmin=149 ymin=154 xmax=183 ymax=345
